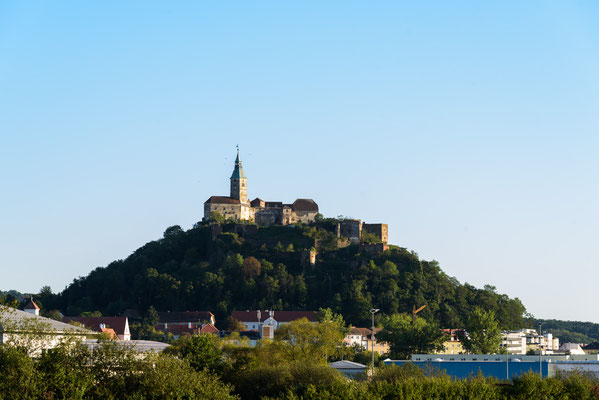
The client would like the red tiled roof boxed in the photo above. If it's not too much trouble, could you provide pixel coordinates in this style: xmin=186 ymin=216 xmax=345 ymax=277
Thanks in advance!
xmin=157 ymin=311 xmax=214 ymax=324
xmin=204 ymin=196 xmax=240 ymax=205
xmin=63 ymin=317 xmax=128 ymax=335
xmin=24 ymin=299 xmax=40 ymax=310
xmin=231 ymin=310 xmax=318 ymax=323
xmin=159 ymin=324 xmax=198 ymax=336
xmin=349 ymin=327 xmax=372 ymax=336
xmin=200 ymin=324 xmax=219 ymax=334
xmin=101 ymin=327 xmax=118 ymax=340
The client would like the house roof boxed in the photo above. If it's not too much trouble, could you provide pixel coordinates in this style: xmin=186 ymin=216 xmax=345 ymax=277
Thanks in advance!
xmin=101 ymin=327 xmax=117 ymax=339
xmin=157 ymin=324 xmax=198 ymax=336
xmin=231 ymin=310 xmax=318 ymax=323
xmin=250 ymin=198 xmax=264 ymax=207
xmin=0 ymin=306 xmax=92 ymax=335
xmin=582 ymin=342 xmax=599 ymax=350
xmin=200 ymin=323 xmax=219 ymax=334
xmin=349 ymin=327 xmax=372 ymax=336
xmin=204 ymin=196 xmax=241 ymax=205
xmin=23 ymin=298 xmax=40 ymax=310
xmin=329 ymin=360 xmax=367 ymax=370
xmin=83 ymin=339 xmax=170 ymax=353
xmin=62 ymin=317 xmax=128 ymax=336
xmin=157 ymin=311 xmax=214 ymax=323
xmin=292 ymin=199 xmax=319 ymax=212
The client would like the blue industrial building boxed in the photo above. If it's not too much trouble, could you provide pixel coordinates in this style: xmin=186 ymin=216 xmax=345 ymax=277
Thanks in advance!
xmin=383 ymin=360 xmax=549 ymax=380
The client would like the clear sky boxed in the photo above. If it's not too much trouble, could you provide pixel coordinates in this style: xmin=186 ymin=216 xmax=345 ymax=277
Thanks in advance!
xmin=1 ymin=1 xmax=597 ymax=322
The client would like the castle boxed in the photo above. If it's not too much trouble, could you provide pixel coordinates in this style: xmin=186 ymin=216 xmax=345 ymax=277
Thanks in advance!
xmin=204 ymin=150 xmax=319 ymax=226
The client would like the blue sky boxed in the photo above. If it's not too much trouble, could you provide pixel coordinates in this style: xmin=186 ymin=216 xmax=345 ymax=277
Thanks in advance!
xmin=1 ymin=1 xmax=597 ymax=322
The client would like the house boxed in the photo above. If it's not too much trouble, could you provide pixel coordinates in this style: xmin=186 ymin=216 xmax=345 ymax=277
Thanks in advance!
xmin=343 ymin=326 xmax=389 ymax=355
xmin=365 ymin=328 xmax=389 ymax=354
xmin=83 ymin=339 xmax=170 ymax=353
xmin=439 ymin=329 xmax=464 ymax=355
xmin=63 ymin=316 xmax=131 ymax=341
xmin=23 ymin=298 xmax=40 ymax=316
xmin=154 ymin=311 xmax=216 ymax=338
xmin=582 ymin=342 xmax=599 ymax=355
xmin=329 ymin=360 xmax=367 ymax=379
xmin=231 ymin=310 xmax=318 ymax=332
xmin=1 ymin=306 xmax=94 ymax=354
xmin=344 ymin=327 xmax=371 ymax=348
xmin=560 ymin=343 xmax=585 ymax=355
xmin=156 ymin=322 xmax=219 ymax=339
xmin=157 ymin=311 xmax=215 ymax=326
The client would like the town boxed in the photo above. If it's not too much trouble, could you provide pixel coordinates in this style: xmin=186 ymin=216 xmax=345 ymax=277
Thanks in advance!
xmin=2 ymin=155 xmax=599 ymax=397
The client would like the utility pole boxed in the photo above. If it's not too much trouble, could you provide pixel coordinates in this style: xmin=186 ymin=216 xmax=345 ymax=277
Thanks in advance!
xmin=539 ymin=322 xmax=544 ymax=377
xmin=505 ymin=332 xmax=509 ymax=381
xmin=370 ymin=308 xmax=379 ymax=377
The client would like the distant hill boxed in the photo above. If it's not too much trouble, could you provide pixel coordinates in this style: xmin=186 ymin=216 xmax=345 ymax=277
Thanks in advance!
xmin=35 ymin=219 xmax=530 ymax=328
xmin=0 ymin=289 xmax=26 ymax=302
xmin=536 ymin=319 xmax=599 ymax=344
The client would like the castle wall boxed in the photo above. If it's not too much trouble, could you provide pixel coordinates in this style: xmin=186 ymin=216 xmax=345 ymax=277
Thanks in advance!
xmin=338 ymin=220 xmax=362 ymax=244
xmin=362 ymin=223 xmax=388 ymax=244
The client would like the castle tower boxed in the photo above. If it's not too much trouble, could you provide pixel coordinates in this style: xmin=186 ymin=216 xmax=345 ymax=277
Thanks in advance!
xmin=230 ymin=149 xmax=247 ymax=204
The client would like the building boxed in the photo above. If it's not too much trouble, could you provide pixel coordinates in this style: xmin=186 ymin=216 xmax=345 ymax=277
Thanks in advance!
xmin=560 ymin=342 xmax=585 ymax=355
xmin=1 ymin=306 xmax=94 ymax=354
xmin=204 ymin=150 xmax=319 ymax=225
xmin=499 ymin=329 xmax=560 ymax=355
xmin=231 ymin=310 xmax=318 ymax=332
xmin=581 ymin=342 xmax=599 ymax=355
xmin=329 ymin=360 xmax=367 ymax=379
xmin=440 ymin=329 xmax=464 ymax=355
xmin=62 ymin=316 xmax=131 ymax=341
xmin=23 ymin=298 xmax=40 ymax=316
xmin=343 ymin=326 xmax=389 ymax=355
xmin=393 ymin=353 xmax=599 ymax=380
xmin=156 ymin=322 xmax=219 ymax=339
xmin=344 ymin=326 xmax=371 ymax=348
xmin=154 ymin=311 xmax=216 ymax=338
xmin=157 ymin=311 xmax=215 ymax=326
xmin=336 ymin=220 xmax=389 ymax=245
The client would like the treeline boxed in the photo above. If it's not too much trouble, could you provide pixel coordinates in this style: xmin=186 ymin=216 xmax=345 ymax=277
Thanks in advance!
xmin=537 ymin=319 xmax=599 ymax=344
xmin=32 ymin=220 xmax=530 ymax=329
xmin=3 ymin=332 xmax=599 ymax=400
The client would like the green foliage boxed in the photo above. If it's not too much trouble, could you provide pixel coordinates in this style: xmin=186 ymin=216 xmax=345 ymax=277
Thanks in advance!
xmin=167 ymin=334 xmax=223 ymax=374
xmin=0 ymin=341 xmax=237 ymax=400
xmin=49 ymin=223 xmax=529 ymax=332
xmin=275 ymin=314 xmax=347 ymax=363
xmin=233 ymin=361 xmax=345 ymax=400
xmin=537 ymin=319 xmax=599 ymax=344
xmin=459 ymin=306 xmax=502 ymax=354
xmin=378 ymin=314 xmax=445 ymax=359
xmin=361 ymin=231 xmax=382 ymax=244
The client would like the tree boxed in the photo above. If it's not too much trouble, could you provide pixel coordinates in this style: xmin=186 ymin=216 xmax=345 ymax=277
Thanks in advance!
xmin=378 ymin=314 xmax=445 ymax=359
xmin=167 ymin=335 xmax=223 ymax=374
xmin=459 ymin=306 xmax=502 ymax=354
xmin=242 ymin=256 xmax=261 ymax=279
xmin=143 ymin=306 xmax=160 ymax=326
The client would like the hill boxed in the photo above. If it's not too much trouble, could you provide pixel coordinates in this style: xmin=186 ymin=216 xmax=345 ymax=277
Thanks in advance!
xmin=535 ymin=319 xmax=599 ymax=344
xmin=33 ymin=219 xmax=530 ymax=329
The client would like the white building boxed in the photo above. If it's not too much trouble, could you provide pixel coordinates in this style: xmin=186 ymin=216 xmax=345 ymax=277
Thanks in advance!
xmin=0 ymin=306 xmax=94 ymax=354
xmin=501 ymin=329 xmax=560 ymax=355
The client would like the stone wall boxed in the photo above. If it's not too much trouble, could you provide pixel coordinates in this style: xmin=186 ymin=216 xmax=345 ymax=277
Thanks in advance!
xmin=362 ymin=223 xmax=388 ymax=244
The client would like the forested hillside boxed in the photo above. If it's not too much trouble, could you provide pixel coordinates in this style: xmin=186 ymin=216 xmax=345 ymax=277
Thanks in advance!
xmin=535 ymin=319 xmax=599 ymax=344
xmin=26 ymin=219 xmax=532 ymax=329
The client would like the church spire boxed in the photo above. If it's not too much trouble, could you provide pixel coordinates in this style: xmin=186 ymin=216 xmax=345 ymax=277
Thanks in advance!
xmin=231 ymin=147 xmax=246 ymax=179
